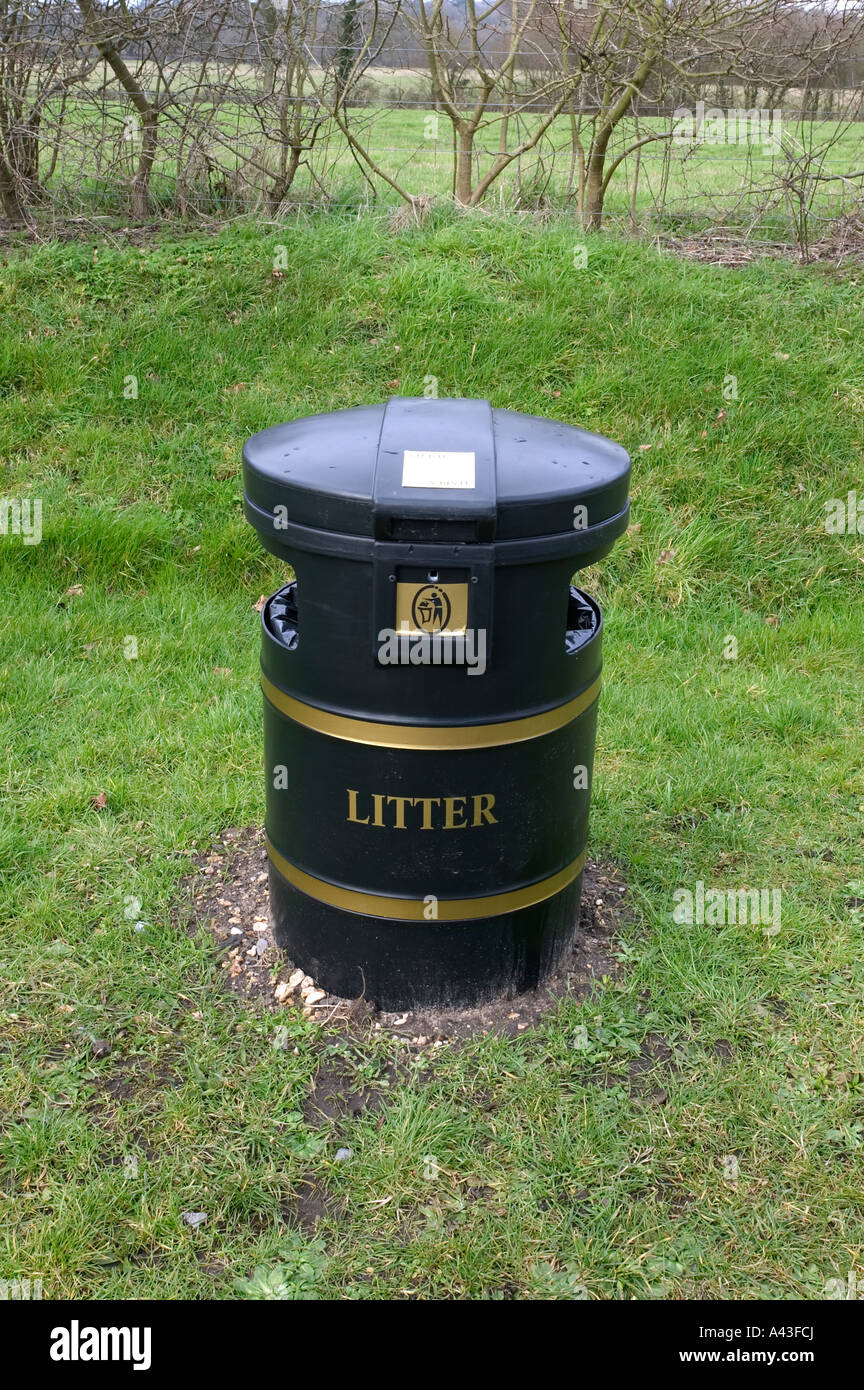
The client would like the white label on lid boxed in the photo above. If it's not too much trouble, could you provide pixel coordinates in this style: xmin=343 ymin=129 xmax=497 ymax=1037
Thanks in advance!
xmin=401 ymin=449 xmax=476 ymax=490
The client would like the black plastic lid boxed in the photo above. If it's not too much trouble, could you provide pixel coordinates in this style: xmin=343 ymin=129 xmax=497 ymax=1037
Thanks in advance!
xmin=243 ymin=397 xmax=630 ymax=564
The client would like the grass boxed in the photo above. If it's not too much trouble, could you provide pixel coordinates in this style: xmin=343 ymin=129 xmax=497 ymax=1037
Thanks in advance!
xmin=1 ymin=209 xmax=863 ymax=1299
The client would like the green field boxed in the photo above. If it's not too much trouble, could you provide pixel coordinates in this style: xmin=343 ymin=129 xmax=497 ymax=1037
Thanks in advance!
xmin=1 ymin=212 xmax=863 ymax=1298
xmin=40 ymin=84 xmax=864 ymax=237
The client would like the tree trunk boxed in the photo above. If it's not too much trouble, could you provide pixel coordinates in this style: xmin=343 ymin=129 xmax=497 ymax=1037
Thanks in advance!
xmin=455 ymin=126 xmax=474 ymax=205
xmin=76 ymin=0 xmax=160 ymax=220
xmin=132 ymin=109 xmax=158 ymax=219
xmin=257 ymin=0 xmax=280 ymax=95
xmin=0 ymin=155 xmax=28 ymax=223
xmin=16 ymin=111 xmax=42 ymax=198
xmin=268 ymin=145 xmax=302 ymax=212
xmin=336 ymin=0 xmax=359 ymax=102
xmin=584 ymin=120 xmax=616 ymax=230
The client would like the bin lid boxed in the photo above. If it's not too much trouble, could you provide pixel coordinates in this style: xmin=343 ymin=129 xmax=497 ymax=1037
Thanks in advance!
xmin=243 ymin=397 xmax=630 ymax=564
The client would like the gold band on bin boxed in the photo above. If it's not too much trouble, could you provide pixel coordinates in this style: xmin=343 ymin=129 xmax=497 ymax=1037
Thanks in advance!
xmin=266 ymin=840 xmax=587 ymax=922
xmin=261 ymin=675 xmax=601 ymax=750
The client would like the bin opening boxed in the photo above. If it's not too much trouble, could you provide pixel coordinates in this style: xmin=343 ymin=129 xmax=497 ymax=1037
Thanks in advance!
xmin=566 ymin=586 xmax=599 ymax=655
xmin=265 ymin=581 xmax=597 ymax=656
xmin=265 ymin=583 xmax=298 ymax=650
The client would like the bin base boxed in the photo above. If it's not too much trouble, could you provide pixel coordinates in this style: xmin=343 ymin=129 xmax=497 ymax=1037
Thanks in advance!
xmin=268 ymin=858 xmax=585 ymax=1011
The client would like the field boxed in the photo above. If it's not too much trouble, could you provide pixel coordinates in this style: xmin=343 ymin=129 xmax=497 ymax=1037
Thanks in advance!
xmin=1 ymin=212 xmax=863 ymax=1299
xmin=37 ymin=71 xmax=864 ymax=238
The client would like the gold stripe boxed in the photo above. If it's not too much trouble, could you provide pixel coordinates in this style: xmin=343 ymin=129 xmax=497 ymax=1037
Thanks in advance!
xmin=266 ymin=840 xmax=587 ymax=922
xmin=261 ymin=675 xmax=600 ymax=750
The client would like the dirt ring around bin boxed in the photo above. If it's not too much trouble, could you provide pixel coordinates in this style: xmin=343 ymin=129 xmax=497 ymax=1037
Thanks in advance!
xmin=182 ymin=826 xmax=629 ymax=1044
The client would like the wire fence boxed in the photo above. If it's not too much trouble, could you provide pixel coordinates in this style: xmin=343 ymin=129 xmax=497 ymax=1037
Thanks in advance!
xmin=3 ymin=2 xmax=864 ymax=257
xmin=33 ymin=81 xmax=864 ymax=252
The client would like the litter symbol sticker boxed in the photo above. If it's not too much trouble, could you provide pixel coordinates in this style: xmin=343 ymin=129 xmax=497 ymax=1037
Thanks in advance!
xmin=395 ymin=581 xmax=468 ymax=635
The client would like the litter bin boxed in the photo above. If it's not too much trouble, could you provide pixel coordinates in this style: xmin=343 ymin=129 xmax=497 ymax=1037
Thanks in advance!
xmin=243 ymin=397 xmax=630 ymax=1010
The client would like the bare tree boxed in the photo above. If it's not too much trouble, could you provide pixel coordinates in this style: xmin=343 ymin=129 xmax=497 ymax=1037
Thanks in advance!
xmin=0 ymin=0 xmax=96 ymax=223
xmin=242 ymin=0 xmax=334 ymax=212
xmin=556 ymin=0 xmax=864 ymax=230
xmin=75 ymin=0 xmax=176 ymax=217
xmin=402 ymin=0 xmax=583 ymax=205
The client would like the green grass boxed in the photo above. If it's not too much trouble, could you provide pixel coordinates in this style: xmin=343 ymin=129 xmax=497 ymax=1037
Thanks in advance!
xmin=1 ymin=210 xmax=863 ymax=1299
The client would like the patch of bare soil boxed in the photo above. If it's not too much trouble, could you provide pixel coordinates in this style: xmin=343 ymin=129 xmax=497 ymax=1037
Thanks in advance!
xmin=661 ymin=220 xmax=864 ymax=268
xmin=288 ymin=1063 xmax=397 ymax=1233
xmin=0 ymin=217 xmax=207 ymax=252
xmin=183 ymin=826 xmax=629 ymax=1046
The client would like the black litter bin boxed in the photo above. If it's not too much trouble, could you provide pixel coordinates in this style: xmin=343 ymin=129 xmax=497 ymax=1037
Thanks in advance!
xmin=243 ymin=397 xmax=630 ymax=1010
